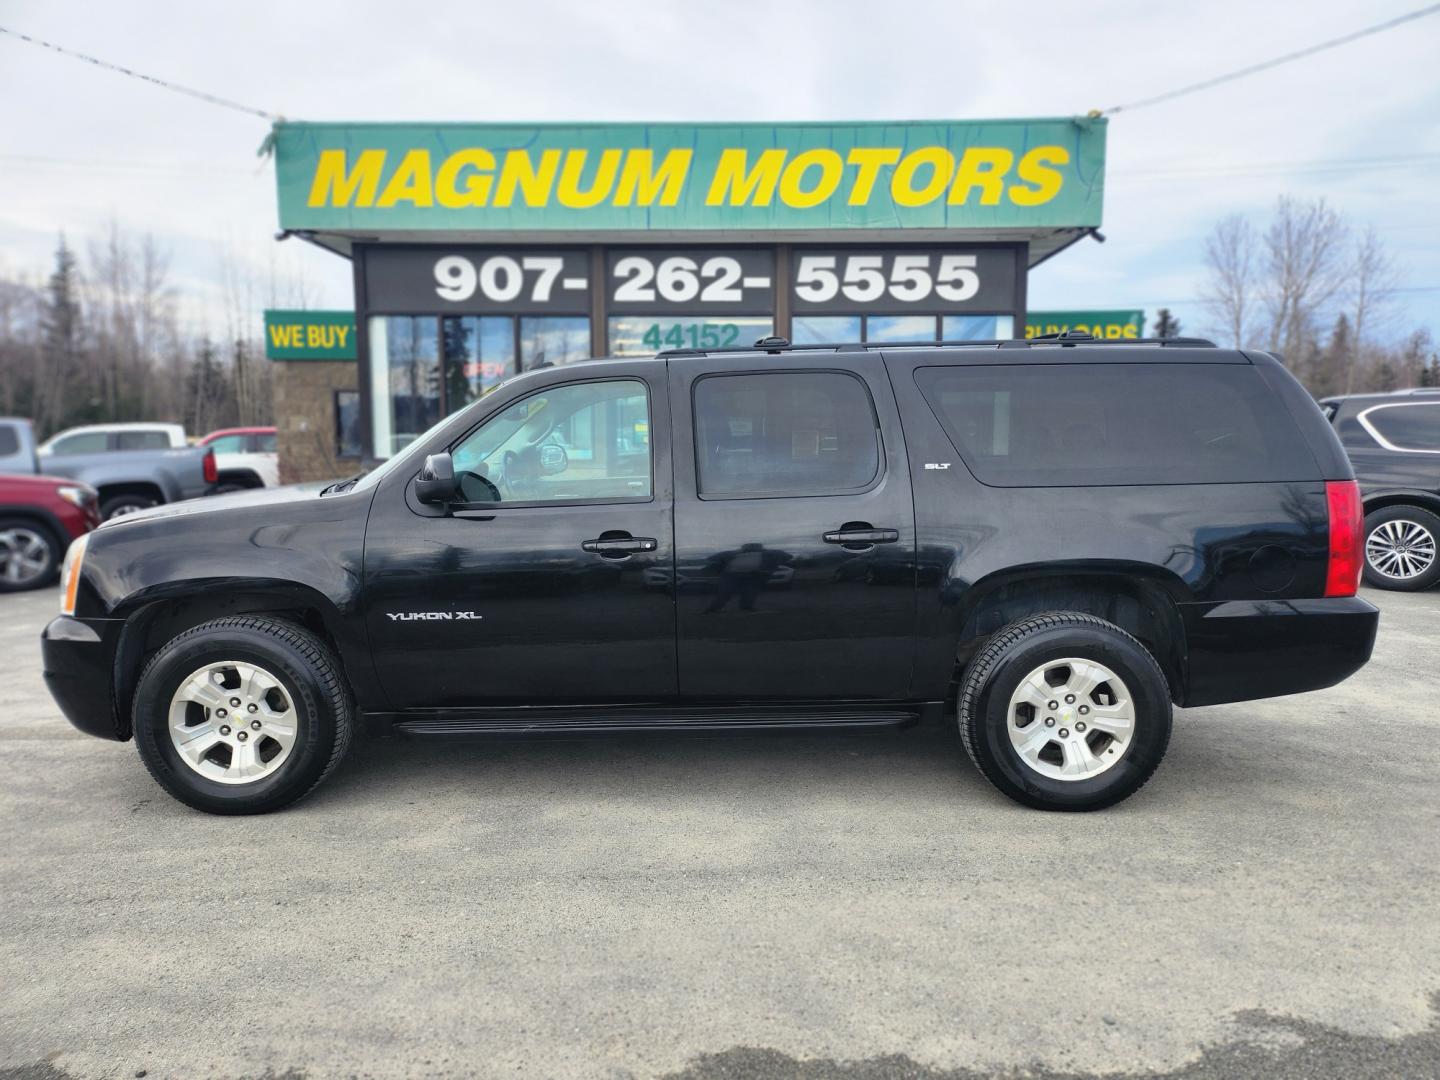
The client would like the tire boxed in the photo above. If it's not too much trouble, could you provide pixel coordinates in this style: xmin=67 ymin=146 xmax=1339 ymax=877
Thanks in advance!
xmin=1361 ymin=505 xmax=1440 ymax=592
xmin=957 ymin=612 xmax=1172 ymax=811
xmin=132 ymin=616 xmax=353 ymax=814
xmin=0 ymin=517 xmax=63 ymax=592
xmin=100 ymin=493 xmax=159 ymax=520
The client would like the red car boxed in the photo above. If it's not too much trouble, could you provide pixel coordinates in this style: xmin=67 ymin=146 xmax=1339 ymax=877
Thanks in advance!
xmin=0 ymin=474 xmax=101 ymax=592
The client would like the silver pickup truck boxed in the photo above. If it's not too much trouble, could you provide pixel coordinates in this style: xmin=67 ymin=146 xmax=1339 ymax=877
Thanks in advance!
xmin=0 ymin=419 xmax=216 ymax=519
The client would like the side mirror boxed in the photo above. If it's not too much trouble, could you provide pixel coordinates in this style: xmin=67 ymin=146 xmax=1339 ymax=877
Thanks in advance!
xmin=414 ymin=452 xmax=459 ymax=504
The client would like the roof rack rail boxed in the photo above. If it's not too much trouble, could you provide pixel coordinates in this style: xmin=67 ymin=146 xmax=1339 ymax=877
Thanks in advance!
xmin=654 ymin=332 xmax=1218 ymax=359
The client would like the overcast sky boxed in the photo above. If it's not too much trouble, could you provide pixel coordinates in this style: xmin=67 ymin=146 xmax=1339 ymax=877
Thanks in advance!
xmin=2 ymin=0 xmax=1437 ymax=344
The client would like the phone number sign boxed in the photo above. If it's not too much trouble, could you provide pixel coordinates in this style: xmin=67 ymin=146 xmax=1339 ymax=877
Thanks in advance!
xmin=790 ymin=248 xmax=1016 ymax=314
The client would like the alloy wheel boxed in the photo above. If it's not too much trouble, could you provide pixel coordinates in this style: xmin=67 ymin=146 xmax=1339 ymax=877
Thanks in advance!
xmin=1365 ymin=519 xmax=1437 ymax=580
xmin=168 ymin=661 xmax=299 ymax=784
xmin=1006 ymin=657 xmax=1136 ymax=781
xmin=0 ymin=527 xmax=52 ymax=585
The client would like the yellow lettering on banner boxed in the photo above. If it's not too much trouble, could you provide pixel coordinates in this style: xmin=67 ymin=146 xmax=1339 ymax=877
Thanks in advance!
xmin=778 ymin=149 xmax=843 ymax=208
xmin=436 ymin=149 xmax=496 ymax=208
xmin=1009 ymin=145 xmax=1069 ymax=206
xmin=614 ymin=149 xmax=692 ymax=207
xmin=704 ymin=149 xmax=786 ymax=207
xmin=1122 ymin=325 xmax=1138 ymax=339
xmin=845 ymin=148 xmax=901 ymax=205
xmin=335 ymin=326 xmax=350 ymax=347
xmin=891 ymin=147 xmax=953 ymax=207
xmin=376 ymin=150 xmax=434 ymax=208
xmin=494 ymin=149 xmax=562 ymax=208
xmin=948 ymin=147 xmax=1014 ymax=205
xmin=556 ymin=149 xmax=623 ymax=209
xmin=268 ymin=325 xmax=300 ymax=348
xmin=307 ymin=149 xmax=385 ymax=208
xmin=306 ymin=325 xmax=323 ymax=347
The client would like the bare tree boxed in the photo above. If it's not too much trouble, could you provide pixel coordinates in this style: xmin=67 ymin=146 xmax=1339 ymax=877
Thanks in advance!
xmin=1202 ymin=214 xmax=1255 ymax=348
xmin=1346 ymin=226 xmax=1400 ymax=393
xmin=1260 ymin=196 xmax=1349 ymax=362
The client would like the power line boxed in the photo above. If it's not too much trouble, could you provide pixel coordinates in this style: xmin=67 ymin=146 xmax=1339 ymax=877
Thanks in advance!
xmin=0 ymin=25 xmax=280 ymax=122
xmin=1101 ymin=4 xmax=1440 ymax=115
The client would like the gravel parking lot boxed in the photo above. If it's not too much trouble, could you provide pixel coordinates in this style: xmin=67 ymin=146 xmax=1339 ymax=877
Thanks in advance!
xmin=1 ymin=585 xmax=1437 ymax=1079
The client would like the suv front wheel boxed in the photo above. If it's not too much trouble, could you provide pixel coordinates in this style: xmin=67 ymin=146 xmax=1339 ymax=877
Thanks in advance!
xmin=132 ymin=617 xmax=353 ymax=814
xmin=958 ymin=612 xmax=1172 ymax=811
xmin=1362 ymin=505 xmax=1440 ymax=591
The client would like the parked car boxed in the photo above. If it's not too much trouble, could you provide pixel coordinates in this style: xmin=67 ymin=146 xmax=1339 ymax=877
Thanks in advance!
xmin=0 ymin=419 xmax=217 ymax=520
xmin=42 ymin=337 xmax=1377 ymax=815
xmin=199 ymin=427 xmax=280 ymax=490
xmin=1320 ymin=389 xmax=1440 ymax=591
xmin=0 ymin=472 xmax=100 ymax=591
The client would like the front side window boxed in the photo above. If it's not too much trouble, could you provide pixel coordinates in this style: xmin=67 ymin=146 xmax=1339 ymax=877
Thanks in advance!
xmin=1359 ymin=403 xmax=1440 ymax=453
xmin=693 ymin=371 xmax=881 ymax=497
xmin=450 ymin=380 xmax=652 ymax=505
xmin=207 ymin=435 xmax=246 ymax=454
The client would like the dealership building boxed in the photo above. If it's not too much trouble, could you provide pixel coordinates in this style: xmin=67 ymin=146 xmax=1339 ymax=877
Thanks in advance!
xmin=265 ymin=117 xmax=1109 ymax=481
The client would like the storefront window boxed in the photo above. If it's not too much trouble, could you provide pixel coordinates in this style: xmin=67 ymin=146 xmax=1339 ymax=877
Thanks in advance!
xmin=792 ymin=316 xmax=861 ymax=345
xmin=792 ymin=314 xmax=1015 ymax=345
xmin=866 ymin=315 xmax=938 ymax=342
xmin=369 ymin=316 xmax=440 ymax=457
xmin=442 ymin=316 xmax=516 ymax=410
xmin=521 ymin=317 xmax=591 ymax=368
xmin=608 ymin=315 xmax=773 ymax=357
xmin=943 ymin=314 xmax=1015 ymax=340
xmin=335 ymin=390 xmax=362 ymax=458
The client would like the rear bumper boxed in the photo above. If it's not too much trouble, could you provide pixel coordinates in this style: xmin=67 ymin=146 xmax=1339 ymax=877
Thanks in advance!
xmin=1179 ymin=596 xmax=1379 ymax=707
xmin=42 ymin=615 xmax=126 ymax=740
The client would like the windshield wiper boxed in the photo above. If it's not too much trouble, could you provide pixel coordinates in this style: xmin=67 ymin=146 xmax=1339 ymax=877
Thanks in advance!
xmin=320 ymin=473 xmax=365 ymax=495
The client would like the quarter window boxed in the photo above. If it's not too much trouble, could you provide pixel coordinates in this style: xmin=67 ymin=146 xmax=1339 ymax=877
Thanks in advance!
xmin=114 ymin=430 xmax=172 ymax=451
xmin=916 ymin=363 xmax=1317 ymax=487
xmin=450 ymin=380 xmax=652 ymax=505
xmin=693 ymin=371 xmax=881 ymax=497
xmin=1360 ymin=403 xmax=1440 ymax=452
xmin=48 ymin=432 xmax=108 ymax=455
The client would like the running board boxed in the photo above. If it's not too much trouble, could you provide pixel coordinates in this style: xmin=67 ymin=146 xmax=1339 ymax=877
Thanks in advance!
xmin=379 ymin=703 xmax=934 ymax=738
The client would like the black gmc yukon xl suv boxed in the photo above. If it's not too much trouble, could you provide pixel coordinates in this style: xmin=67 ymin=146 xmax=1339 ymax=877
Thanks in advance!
xmin=43 ymin=337 xmax=1378 ymax=814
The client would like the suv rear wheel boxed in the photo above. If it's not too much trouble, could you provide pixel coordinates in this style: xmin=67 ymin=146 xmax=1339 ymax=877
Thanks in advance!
xmin=958 ymin=612 xmax=1172 ymax=811
xmin=132 ymin=617 xmax=353 ymax=814
xmin=1362 ymin=505 xmax=1440 ymax=591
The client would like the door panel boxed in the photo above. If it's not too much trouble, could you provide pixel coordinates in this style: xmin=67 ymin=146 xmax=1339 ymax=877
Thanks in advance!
xmin=669 ymin=356 xmax=917 ymax=700
xmin=363 ymin=368 xmax=677 ymax=709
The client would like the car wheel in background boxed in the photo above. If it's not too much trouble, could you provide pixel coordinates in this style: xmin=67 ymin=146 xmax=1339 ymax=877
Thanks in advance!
xmin=1362 ymin=505 xmax=1440 ymax=592
xmin=0 ymin=518 xmax=62 ymax=591
xmin=100 ymin=493 xmax=159 ymax=519
xmin=957 ymin=612 xmax=1172 ymax=811
xmin=132 ymin=616 xmax=353 ymax=814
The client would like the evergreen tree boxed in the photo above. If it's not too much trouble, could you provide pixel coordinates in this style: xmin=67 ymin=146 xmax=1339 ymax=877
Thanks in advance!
xmin=38 ymin=236 xmax=84 ymax=434
xmin=1153 ymin=308 xmax=1181 ymax=338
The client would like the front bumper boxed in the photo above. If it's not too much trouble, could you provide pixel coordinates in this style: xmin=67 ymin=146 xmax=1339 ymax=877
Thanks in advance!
xmin=1179 ymin=596 xmax=1379 ymax=707
xmin=42 ymin=615 xmax=126 ymax=740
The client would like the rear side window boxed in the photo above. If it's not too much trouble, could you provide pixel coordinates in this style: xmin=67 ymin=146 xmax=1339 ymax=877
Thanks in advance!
xmin=694 ymin=371 xmax=881 ymax=497
xmin=256 ymin=432 xmax=278 ymax=453
xmin=0 ymin=427 xmax=18 ymax=456
xmin=115 ymin=430 xmax=172 ymax=451
xmin=915 ymin=363 xmax=1317 ymax=487
xmin=207 ymin=434 xmax=245 ymax=454
xmin=1359 ymin=403 xmax=1440 ymax=452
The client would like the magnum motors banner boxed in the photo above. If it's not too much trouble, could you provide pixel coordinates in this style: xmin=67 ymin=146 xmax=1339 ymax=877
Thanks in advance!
xmin=272 ymin=118 xmax=1106 ymax=233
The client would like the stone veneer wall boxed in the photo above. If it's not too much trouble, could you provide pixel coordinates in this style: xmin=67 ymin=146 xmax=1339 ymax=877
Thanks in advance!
xmin=271 ymin=360 xmax=361 ymax=484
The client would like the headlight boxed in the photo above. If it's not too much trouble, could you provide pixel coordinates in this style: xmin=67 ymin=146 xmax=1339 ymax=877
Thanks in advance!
xmin=60 ymin=534 xmax=89 ymax=616
xmin=57 ymin=484 xmax=97 ymax=509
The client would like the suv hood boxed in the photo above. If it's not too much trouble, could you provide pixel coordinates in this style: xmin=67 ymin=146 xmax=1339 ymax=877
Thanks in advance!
xmin=99 ymin=482 xmax=336 ymax=529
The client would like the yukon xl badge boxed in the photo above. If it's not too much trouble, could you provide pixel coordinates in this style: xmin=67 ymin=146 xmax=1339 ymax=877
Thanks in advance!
xmin=387 ymin=611 xmax=481 ymax=621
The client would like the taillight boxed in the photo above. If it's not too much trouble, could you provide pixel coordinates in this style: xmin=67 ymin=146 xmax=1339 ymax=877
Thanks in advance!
xmin=1324 ymin=480 xmax=1363 ymax=598
xmin=203 ymin=449 xmax=218 ymax=484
